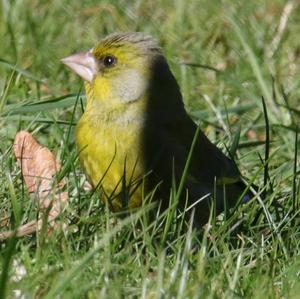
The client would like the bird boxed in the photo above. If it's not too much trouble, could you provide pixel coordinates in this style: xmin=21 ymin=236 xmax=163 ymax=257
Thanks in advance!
xmin=61 ymin=32 xmax=251 ymax=226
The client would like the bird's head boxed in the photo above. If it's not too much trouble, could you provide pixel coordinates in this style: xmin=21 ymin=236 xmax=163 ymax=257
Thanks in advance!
xmin=61 ymin=32 xmax=163 ymax=107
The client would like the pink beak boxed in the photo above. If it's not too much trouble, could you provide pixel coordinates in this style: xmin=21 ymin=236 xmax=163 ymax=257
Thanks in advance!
xmin=61 ymin=51 xmax=97 ymax=82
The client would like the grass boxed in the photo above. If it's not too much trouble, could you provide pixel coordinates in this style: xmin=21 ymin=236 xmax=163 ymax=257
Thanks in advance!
xmin=0 ymin=0 xmax=300 ymax=298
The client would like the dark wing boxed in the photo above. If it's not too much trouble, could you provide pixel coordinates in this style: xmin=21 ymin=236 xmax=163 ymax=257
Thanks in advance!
xmin=162 ymin=106 xmax=241 ymax=185
xmin=143 ymin=56 xmax=247 ymax=224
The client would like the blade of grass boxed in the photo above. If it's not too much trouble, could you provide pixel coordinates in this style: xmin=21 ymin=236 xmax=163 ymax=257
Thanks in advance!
xmin=0 ymin=70 xmax=15 ymax=114
xmin=180 ymin=61 xmax=221 ymax=73
xmin=0 ymin=236 xmax=17 ymax=299
xmin=292 ymin=126 xmax=298 ymax=213
xmin=43 ymin=210 xmax=145 ymax=299
xmin=61 ymin=88 xmax=82 ymax=161
xmin=261 ymin=96 xmax=270 ymax=199
xmin=189 ymin=103 xmax=257 ymax=120
xmin=229 ymin=125 xmax=241 ymax=158
xmin=228 ymin=17 xmax=278 ymax=122
xmin=3 ymin=93 xmax=84 ymax=115
xmin=6 ymin=171 xmax=21 ymax=227
xmin=1 ymin=115 xmax=76 ymax=125
xmin=0 ymin=58 xmax=44 ymax=83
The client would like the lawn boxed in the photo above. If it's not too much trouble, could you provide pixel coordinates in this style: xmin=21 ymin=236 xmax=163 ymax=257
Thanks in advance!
xmin=0 ymin=0 xmax=299 ymax=298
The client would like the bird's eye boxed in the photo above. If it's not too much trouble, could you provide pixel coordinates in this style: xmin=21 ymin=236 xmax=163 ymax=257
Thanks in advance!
xmin=102 ymin=55 xmax=117 ymax=67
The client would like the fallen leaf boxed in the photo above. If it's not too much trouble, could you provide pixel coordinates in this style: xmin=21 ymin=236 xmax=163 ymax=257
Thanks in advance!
xmin=0 ymin=131 xmax=68 ymax=240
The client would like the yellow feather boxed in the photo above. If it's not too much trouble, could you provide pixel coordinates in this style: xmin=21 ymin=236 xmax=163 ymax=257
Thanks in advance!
xmin=76 ymin=94 xmax=147 ymax=210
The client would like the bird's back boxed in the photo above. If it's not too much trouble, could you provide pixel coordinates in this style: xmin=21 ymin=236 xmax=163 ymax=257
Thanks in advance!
xmin=141 ymin=55 xmax=248 ymax=225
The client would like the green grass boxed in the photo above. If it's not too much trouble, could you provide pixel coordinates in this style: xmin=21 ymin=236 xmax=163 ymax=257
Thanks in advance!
xmin=0 ymin=0 xmax=300 ymax=298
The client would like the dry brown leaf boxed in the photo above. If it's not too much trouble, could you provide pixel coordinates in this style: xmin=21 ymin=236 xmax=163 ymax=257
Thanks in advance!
xmin=13 ymin=131 xmax=65 ymax=200
xmin=0 ymin=131 xmax=68 ymax=240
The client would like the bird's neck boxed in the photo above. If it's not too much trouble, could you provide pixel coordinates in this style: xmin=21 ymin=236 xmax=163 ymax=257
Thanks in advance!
xmin=83 ymin=91 xmax=147 ymax=126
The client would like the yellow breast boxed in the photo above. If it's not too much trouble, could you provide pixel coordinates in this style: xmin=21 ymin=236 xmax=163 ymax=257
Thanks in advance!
xmin=75 ymin=104 xmax=146 ymax=211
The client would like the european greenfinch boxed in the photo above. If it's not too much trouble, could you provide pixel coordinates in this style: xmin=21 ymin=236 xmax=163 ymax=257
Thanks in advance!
xmin=62 ymin=32 xmax=250 ymax=226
